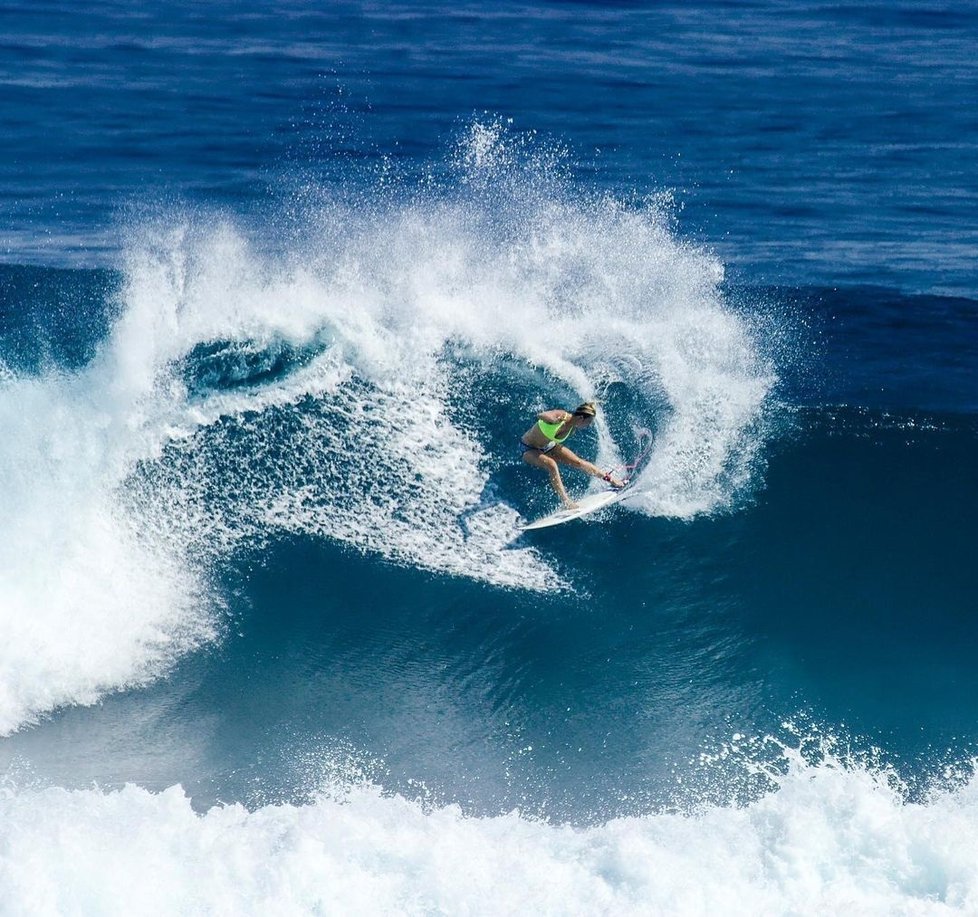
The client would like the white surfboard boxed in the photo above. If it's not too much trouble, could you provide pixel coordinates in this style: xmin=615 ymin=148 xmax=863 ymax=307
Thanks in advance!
xmin=521 ymin=488 xmax=629 ymax=531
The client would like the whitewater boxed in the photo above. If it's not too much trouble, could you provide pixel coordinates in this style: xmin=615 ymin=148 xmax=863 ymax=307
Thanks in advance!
xmin=3 ymin=744 xmax=978 ymax=915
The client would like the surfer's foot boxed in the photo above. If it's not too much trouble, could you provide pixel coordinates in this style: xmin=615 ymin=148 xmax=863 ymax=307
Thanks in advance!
xmin=562 ymin=499 xmax=580 ymax=510
xmin=602 ymin=472 xmax=625 ymax=489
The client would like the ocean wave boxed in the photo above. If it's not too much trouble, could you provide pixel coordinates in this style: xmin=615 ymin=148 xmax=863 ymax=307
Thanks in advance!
xmin=0 ymin=123 xmax=774 ymax=734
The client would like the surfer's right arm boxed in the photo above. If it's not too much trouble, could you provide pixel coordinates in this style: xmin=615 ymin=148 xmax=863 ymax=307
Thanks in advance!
xmin=536 ymin=409 xmax=570 ymax=424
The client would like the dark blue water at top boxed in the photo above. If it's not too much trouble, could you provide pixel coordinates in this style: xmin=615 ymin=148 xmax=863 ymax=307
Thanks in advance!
xmin=2 ymin=0 xmax=977 ymax=295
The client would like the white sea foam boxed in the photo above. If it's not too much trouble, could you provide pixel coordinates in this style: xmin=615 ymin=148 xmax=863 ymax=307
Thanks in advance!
xmin=1 ymin=750 xmax=975 ymax=916
xmin=0 ymin=124 xmax=774 ymax=732
xmin=0 ymin=356 xmax=215 ymax=736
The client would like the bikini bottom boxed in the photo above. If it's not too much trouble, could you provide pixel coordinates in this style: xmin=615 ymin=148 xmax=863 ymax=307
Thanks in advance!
xmin=519 ymin=438 xmax=557 ymax=457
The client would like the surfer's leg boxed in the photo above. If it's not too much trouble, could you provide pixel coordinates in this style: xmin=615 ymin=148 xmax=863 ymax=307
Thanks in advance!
xmin=522 ymin=450 xmax=577 ymax=508
xmin=550 ymin=446 xmax=624 ymax=488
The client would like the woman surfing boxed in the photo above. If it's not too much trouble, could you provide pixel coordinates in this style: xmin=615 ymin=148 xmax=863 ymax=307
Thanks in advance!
xmin=520 ymin=402 xmax=625 ymax=509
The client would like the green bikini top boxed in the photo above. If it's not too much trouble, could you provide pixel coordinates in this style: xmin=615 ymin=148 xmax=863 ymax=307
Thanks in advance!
xmin=537 ymin=418 xmax=572 ymax=444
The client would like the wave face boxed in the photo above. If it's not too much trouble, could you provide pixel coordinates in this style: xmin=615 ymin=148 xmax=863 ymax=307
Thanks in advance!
xmin=0 ymin=124 xmax=774 ymax=736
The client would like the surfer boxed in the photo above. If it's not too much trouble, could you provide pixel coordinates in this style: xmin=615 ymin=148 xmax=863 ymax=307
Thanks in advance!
xmin=520 ymin=402 xmax=625 ymax=508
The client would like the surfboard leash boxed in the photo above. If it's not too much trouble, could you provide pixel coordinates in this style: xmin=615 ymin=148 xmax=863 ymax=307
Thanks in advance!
xmin=611 ymin=430 xmax=655 ymax=482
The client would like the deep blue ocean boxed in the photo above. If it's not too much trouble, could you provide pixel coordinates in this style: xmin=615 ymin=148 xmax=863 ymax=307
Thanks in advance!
xmin=2 ymin=2 xmax=977 ymax=913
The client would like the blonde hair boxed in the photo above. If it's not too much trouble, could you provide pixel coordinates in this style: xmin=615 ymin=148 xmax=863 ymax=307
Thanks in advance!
xmin=572 ymin=402 xmax=597 ymax=418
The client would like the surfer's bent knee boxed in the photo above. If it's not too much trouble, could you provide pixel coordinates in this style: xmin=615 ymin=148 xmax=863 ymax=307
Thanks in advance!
xmin=554 ymin=448 xmax=583 ymax=468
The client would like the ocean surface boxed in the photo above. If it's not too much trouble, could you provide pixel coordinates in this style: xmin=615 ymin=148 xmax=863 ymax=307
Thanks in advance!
xmin=1 ymin=2 xmax=977 ymax=913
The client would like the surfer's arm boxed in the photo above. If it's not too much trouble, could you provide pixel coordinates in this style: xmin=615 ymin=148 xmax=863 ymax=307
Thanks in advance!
xmin=537 ymin=409 xmax=571 ymax=423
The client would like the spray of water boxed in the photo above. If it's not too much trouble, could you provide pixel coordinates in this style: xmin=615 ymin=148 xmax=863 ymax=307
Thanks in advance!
xmin=0 ymin=122 xmax=774 ymax=733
